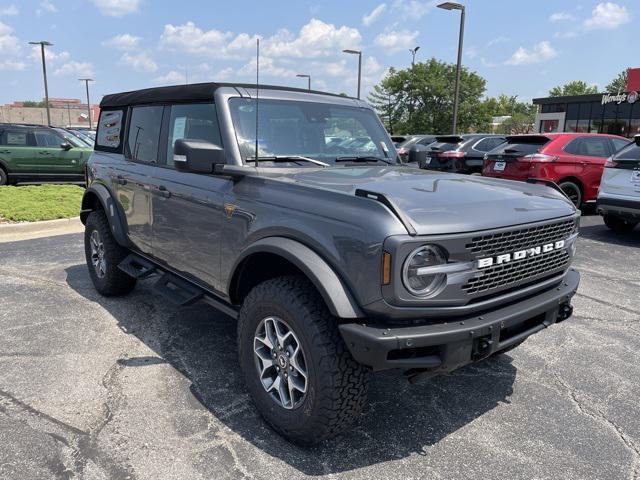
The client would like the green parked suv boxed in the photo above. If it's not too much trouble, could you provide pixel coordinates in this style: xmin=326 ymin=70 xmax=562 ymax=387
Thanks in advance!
xmin=0 ymin=123 xmax=93 ymax=185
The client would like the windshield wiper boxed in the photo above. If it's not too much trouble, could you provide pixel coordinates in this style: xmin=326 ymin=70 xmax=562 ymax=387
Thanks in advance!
xmin=246 ymin=155 xmax=329 ymax=167
xmin=335 ymin=156 xmax=393 ymax=165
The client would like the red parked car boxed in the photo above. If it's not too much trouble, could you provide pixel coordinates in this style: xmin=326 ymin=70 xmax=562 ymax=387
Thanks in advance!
xmin=482 ymin=133 xmax=630 ymax=207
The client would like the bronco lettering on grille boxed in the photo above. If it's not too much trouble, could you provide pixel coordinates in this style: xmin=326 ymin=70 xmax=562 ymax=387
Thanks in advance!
xmin=477 ymin=240 xmax=565 ymax=269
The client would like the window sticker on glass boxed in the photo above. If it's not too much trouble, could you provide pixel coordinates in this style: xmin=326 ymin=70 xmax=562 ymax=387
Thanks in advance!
xmin=97 ymin=110 xmax=123 ymax=148
xmin=7 ymin=133 xmax=26 ymax=145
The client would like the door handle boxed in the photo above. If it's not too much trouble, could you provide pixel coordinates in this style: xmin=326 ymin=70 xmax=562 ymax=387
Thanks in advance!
xmin=158 ymin=185 xmax=171 ymax=198
xmin=0 ymin=149 xmax=10 ymax=154
xmin=116 ymin=175 xmax=127 ymax=185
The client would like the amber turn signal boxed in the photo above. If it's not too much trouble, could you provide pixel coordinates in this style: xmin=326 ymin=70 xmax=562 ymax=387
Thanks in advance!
xmin=382 ymin=252 xmax=392 ymax=285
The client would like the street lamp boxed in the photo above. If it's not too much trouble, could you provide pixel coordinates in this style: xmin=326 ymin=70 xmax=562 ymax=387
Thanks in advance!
xmin=342 ymin=49 xmax=362 ymax=99
xmin=28 ymin=40 xmax=53 ymax=126
xmin=296 ymin=74 xmax=311 ymax=91
xmin=437 ymin=2 xmax=465 ymax=134
xmin=78 ymin=78 xmax=94 ymax=129
xmin=409 ymin=46 xmax=420 ymax=68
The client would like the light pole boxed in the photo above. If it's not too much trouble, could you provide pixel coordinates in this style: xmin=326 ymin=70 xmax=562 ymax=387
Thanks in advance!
xmin=296 ymin=74 xmax=311 ymax=91
xmin=29 ymin=40 xmax=53 ymax=126
xmin=342 ymin=49 xmax=362 ymax=99
xmin=79 ymin=78 xmax=94 ymax=129
xmin=409 ymin=46 xmax=420 ymax=68
xmin=437 ymin=2 xmax=465 ymax=134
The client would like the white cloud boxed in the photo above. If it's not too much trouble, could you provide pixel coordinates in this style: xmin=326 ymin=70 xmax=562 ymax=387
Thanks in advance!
xmin=584 ymin=2 xmax=630 ymax=29
xmin=0 ymin=58 xmax=25 ymax=70
xmin=90 ymin=0 xmax=140 ymax=16
xmin=486 ymin=36 xmax=509 ymax=47
xmin=549 ymin=12 xmax=575 ymax=22
xmin=238 ymin=56 xmax=295 ymax=78
xmin=363 ymin=4 xmax=386 ymax=26
xmin=391 ymin=0 xmax=436 ymax=20
xmin=374 ymin=29 xmax=419 ymax=53
xmin=118 ymin=52 xmax=157 ymax=72
xmin=102 ymin=33 xmax=141 ymax=51
xmin=505 ymin=41 xmax=558 ymax=65
xmin=54 ymin=60 xmax=94 ymax=77
xmin=154 ymin=70 xmax=186 ymax=85
xmin=0 ymin=21 xmax=20 ymax=55
xmin=0 ymin=4 xmax=18 ymax=16
xmin=28 ymin=45 xmax=69 ymax=63
xmin=160 ymin=19 xmax=361 ymax=60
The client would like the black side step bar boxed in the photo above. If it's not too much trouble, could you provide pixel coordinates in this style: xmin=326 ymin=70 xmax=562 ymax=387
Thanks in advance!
xmin=153 ymin=273 xmax=204 ymax=306
xmin=118 ymin=254 xmax=157 ymax=279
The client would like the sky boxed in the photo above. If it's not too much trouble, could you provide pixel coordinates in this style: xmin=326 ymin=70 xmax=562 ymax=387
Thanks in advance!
xmin=0 ymin=0 xmax=636 ymax=105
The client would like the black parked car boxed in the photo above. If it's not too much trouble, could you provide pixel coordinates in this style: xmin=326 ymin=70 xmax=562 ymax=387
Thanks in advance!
xmin=411 ymin=134 xmax=506 ymax=174
xmin=397 ymin=135 xmax=437 ymax=162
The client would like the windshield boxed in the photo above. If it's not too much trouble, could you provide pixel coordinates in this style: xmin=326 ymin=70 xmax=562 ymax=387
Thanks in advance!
xmin=488 ymin=137 xmax=550 ymax=157
xmin=228 ymin=98 xmax=397 ymax=165
xmin=54 ymin=128 xmax=89 ymax=148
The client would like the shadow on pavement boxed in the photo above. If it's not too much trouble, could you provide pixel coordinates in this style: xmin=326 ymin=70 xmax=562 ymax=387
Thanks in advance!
xmin=65 ymin=263 xmax=517 ymax=475
xmin=578 ymin=224 xmax=640 ymax=248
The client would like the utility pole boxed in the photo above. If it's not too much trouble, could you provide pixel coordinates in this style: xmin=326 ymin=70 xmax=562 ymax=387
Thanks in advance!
xmin=437 ymin=2 xmax=465 ymax=134
xmin=79 ymin=78 xmax=94 ymax=129
xmin=296 ymin=74 xmax=311 ymax=90
xmin=29 ymin=41 xmax=53 ymax=126
xmin=409 ymin=46 xmax=420 ymax=68
xmin=342 ymin=49 xmax=362 ymax=99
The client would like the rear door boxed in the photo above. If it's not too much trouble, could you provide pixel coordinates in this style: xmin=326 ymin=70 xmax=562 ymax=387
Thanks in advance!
xmin=562 ymin=136 xmax=613 ymax=201
xmin=150 ymin=102 xmax=230 ymax=292
xmin=600 ymin=142 xmax=640 ymax=200
xmin=0 ymin=128 xmax=37 ymax=178
xmin=426 ymin=136 xmax=463 ymax=169
xmin=115 ymin=105 xmax=163 ymax=254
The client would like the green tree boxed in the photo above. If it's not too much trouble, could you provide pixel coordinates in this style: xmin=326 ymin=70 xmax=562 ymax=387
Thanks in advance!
xmin=481 ymin=94 xmax=537 ymax=134
xmin=367 ymin=83 xmax=401 ymax=134
xmin=368 ymin=58 xmax=489 ymax=134
xmin=605 ymin=70 xmax=628 ymax=93
xmin=548 ymin=80 xmax=598 ymax=97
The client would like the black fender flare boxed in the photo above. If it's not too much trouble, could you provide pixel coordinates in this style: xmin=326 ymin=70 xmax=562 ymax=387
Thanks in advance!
xmin=230 ymin=237 xmax=365 ymax=319
xmin=80 ymin=183 xmax=129 ymax=247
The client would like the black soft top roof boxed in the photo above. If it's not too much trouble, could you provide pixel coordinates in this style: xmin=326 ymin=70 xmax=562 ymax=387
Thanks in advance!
xmin=100 ymin=82 xmax=349 ymax=108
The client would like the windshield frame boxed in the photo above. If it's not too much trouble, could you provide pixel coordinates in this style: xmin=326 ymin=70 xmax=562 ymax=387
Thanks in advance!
xmin=226 ymin=96 xmax=399 ymax=167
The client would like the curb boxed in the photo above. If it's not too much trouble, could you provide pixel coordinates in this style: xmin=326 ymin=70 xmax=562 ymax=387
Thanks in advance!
xmin=0 ymin=217 xmax=82 ymax=236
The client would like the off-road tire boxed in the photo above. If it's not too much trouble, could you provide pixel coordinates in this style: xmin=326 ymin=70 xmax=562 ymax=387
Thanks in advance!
xmin=238 ymin=275 xmax=369 ymax=446
xmin=603 ymin=214 xmax=637 ymax=233
xmin=559 ymin=181 xmax=582 ymax=207
xmin=0 ymin=167 xmax=7 ymax=186
xmin=84 ymin=210 xmax=136 ymax=296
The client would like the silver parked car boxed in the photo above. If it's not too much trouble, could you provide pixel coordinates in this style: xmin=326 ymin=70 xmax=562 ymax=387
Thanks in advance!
xmin=597 ymin=135 xmax=640 ymax=232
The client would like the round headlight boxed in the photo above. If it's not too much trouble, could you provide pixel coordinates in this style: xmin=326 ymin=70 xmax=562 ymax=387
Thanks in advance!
xmin=402 ymin=245 xmax=447 ymax=297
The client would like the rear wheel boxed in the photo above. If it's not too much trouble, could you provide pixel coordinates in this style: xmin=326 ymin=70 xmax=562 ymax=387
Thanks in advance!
xmin=603 ymin=214 xmax=637 ymax=232
xmin=84 ymin=210 xmax=137 ymax=296
xmin=237 ymin=275 xmax=369 ymax=445
xmin=559 ymin=181 xmax=582 ymax=207
xmin=0 ymin=168 xmax=7 ymax=186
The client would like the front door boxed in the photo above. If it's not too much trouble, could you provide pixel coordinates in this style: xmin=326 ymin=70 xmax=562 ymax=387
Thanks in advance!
xmin=115 ymin=105 xmax=164 ymax=254
xmin=150 ymin=102 xmax=230 ymax=292
xmin=33 ymin=129 xmax=84 ymax=177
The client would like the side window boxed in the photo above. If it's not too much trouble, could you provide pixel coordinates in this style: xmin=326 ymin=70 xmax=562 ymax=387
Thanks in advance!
xmin=611 ymin=138 xmax=630 ymax=153
xmin=475 ymin=137 xmax=505 ymax=152
xmin=127 ymin=105 xmax=163 ymax=163
xmin=96 ymin=109 xmax=124 ymax=150
xmin=564 ymin=138 xmax=581 ymax=155
xmin=580 ymin=137 xmax=610 ymax=157
xmin=34 ymin=130 xmax=63 ymax=147
xmin=0 ymin=129 xmax=29 ymax=146
xmin=165 ymin=103 xmax=222 ymax=167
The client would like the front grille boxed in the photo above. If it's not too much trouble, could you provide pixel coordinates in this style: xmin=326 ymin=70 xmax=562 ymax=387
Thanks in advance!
xmin=462 ymin=249 xmax=570 ymax=294
xmin=462 ymin=218 xmax=577 ymax=296
xmin=465 ymin=219 xmax=576 ymax=257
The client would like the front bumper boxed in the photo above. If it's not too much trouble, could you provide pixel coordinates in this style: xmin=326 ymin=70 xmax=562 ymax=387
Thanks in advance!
xmin=339 ymin=269 xmax=579 ymax=373
xmin=597 ymin=195 xmax=640 ymax=222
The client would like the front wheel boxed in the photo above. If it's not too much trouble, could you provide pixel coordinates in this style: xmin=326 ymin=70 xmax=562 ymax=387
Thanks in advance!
xmin=237 ymin=275 xmax=369 ymax=445
xmin=603 ymin=214 xmax=638 ymax=232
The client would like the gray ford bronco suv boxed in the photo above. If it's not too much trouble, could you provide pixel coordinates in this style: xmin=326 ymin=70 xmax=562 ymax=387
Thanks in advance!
xmin=81 ymin=82 xmax=580 ymax=445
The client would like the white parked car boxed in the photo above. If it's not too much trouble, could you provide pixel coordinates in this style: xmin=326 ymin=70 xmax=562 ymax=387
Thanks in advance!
xmin=597 ymin=135 xmax=640 ymax=232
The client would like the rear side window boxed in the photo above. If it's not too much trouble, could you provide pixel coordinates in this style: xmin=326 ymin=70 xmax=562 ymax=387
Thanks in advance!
xmin=473 ymin=137 xmax=505 ymax=152
xmin=0 ymin=130 xmax=29 ymax=146
xmin=96 ymin=109 xmax=125 ymax=151
xmin=165 ymin=103 xmax=222 ymax=167
xmin=127 ymin=105 xmax=164 ymax=163
xmin=34 ymin=130 xmax=63 ymax=147
xmin=564 ymin=137 xmax=610 ymax=157
xmin=489 ymin=138 xmax=550 ymax=156
xmin=429 ymin=141 xmax=460 ymax=152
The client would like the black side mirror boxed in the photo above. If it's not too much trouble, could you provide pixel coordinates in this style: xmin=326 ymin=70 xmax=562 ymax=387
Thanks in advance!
xmin=634 ymin=134 xmax=640 ymax=146
xmin=173 ymin=139 xmax=226 ymax=173
xmin=408 ymin=144 xmax=429 ymax=168
xmin=60 ymin=142 xmax=72 ymax=151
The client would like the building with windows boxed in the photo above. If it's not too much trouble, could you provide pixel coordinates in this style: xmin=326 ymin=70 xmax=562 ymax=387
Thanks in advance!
xmin=532 ymin=67 xmax=640 ymax=138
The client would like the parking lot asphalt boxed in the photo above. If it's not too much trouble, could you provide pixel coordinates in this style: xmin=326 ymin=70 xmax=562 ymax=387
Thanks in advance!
xmin=0 ymin=214 xmax=638 ymax=480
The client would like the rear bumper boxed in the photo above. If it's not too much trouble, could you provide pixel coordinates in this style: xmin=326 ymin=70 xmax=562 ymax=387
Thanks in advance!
xmin=339 ymin=269 xmax=579 ymax=372
xmin=597 ymin=195 xmax=640 ymax=221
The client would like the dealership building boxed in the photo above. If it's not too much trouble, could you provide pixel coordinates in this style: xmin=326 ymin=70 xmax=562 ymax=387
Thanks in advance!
xmin=532 ymin=68 xmax=640 ymax=138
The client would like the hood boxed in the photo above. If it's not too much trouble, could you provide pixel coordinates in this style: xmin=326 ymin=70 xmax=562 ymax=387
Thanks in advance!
xmin=285 ymin=166 xmax=577 ymax=235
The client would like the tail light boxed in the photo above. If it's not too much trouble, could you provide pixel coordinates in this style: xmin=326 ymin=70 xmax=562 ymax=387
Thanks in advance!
xmin=604 ymin=156 xmax=618 ymax=168
xmin=522 ymin=153 xmax=558 ymax=162
xmin=439 ymin=151 xmax=465 ymax=158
